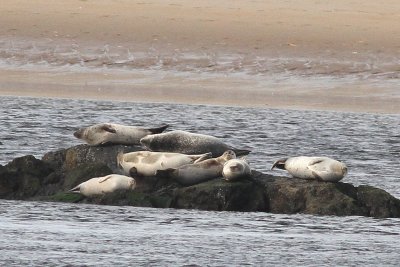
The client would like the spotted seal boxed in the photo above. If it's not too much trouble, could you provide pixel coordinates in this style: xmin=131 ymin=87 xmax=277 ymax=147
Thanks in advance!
xmin=117 ymin=151 xmax=212 ymax=177
xmin=69 ymin=174 xmax=136 ymax=197
xmin=271 ymin=156 xmax=348 ymax=182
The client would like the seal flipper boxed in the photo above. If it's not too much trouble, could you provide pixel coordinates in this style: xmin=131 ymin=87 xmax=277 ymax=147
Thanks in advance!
xmin=232 ymin=148 xmax=251 ymax=156
xmin=309 ymin=158 xmax=324 ymax=166
xmin=129 ymin=167 xmax=138 ymax=177
xmin=69 ymin=185 xmax=81 ymax=193
xmin=101 ymin=124 xmax=117 ymax=134
xmin=147 ymin=124 xmax=169 ymax=134
xmin=194 ymin=152 xmax=212 ymax=163
xmin=311 ymin=171 xmax=323 ymax=181
xmin=98 ymin=175 xmax=112 ymax=183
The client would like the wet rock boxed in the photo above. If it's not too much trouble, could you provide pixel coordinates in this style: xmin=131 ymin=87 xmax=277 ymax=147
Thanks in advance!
xmin=42 ymin=144 xmax=140 ymax=173
xmin=357 ymin=185 xmax=400 ymax=218
xmin=252 ymin=171 xmax=400 ymax=218
xmin=1 ymin=145 xmax=400 ymax=218
xmin=0 ymin=155 xmax=54 ymax=199
xmin=44 ymin=192 xmax=84 ymax=203
xmin=62 ymin=163 xmax=112 ymax=191
xmin=172 ymin=178 xmax=266 ymax=211
xmin=255 ymin=172 xmax=365 ymax=216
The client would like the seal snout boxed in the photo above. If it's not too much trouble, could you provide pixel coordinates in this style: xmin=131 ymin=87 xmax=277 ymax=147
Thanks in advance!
xmin=73 ymin=128 xmax=84 ymax=139
xmin=342 ymin=165 xmax=348 ymax=176
xmin=139 ymin=136 xmax=151 ymax=148
xmin=129 ymin=178 xmax=137 ymax=190
xmin=230 ymin=163 xmax=243 ymax=172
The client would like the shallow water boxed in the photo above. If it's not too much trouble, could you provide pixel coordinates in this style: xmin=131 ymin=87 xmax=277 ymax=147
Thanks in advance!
xmin=0 ymin=200 xmax=400 ymax=266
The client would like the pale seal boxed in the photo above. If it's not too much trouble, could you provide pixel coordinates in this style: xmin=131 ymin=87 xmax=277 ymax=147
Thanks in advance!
xmin=140 ymin=130 xmax=250 ymax=157
xmin=69 ymin=174 xmax=136 ymax=197
xmin=117 ymin=151 xmax=212 ymax=177
xmin=156 ymin=150 xmax=236 ymax=186
xmin=222 ymin=158 xmax=251 ymax=182
xmin=74 ymin=123 xmax=168 ymax=146
xmin=271 ymin=156 xmax=348 ymax=182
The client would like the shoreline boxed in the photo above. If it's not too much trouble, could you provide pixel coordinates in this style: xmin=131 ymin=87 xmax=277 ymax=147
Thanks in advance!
xmin=1 ymin=0 xmax=399 ymax=114
xmin=1 ymin=66 xmax=399 ymax=114
xmin=1 ymin=88 xmax=399 ymax=116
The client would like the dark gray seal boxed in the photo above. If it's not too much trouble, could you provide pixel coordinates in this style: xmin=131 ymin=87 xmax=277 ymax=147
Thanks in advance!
xmin=139 ymin=130 xmax=250 ymax=157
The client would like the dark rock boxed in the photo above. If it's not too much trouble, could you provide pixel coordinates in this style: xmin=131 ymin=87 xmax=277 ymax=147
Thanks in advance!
xmin=42 ymin=144 xmax=140 ymax=173
xmin=0 ymin=155 xmax=54 ymax=199
xmin=6 ymin=155 xmax=54 ymax=178
xmin=2 ymin=145 xmax=400 ymax=218
xmin=357 ymin=185 xmax=400 ymax=218
xmin=172 ymin=178 xmax=266 ymax=211
xmin=84 ymin=190 xmax=155 ymax=207
xmin=257 ymin=172 xmax=366 ymax=216
xmin=252 ymin=171 xmax=400 ymax=217
xmin=44 ymin=192 xmax=85 ymax=203
xmin=62 ymin=163 xmax=112 ymax=191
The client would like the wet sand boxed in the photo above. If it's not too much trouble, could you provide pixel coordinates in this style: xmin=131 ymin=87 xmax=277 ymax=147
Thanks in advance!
xmin=0 ymin=0 xmax=399 ymax=113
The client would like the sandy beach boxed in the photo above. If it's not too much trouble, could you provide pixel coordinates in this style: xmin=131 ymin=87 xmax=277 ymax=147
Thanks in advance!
xmin=0 ymin=0 xmax=399 ymax=113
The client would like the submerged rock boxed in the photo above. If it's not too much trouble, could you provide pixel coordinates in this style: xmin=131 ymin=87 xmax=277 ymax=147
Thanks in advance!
xmin=1 ymin=144 xmax=400 ymax=218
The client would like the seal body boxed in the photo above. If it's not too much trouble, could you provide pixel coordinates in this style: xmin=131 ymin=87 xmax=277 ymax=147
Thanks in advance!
xmin=140 ymin=130 xmax=250 ymax=157
xmin=69 ymin=174 xmax=136 ymax=197
xmin=157 ymin=150 xmax=236 ymax=186
xmin=74 ymin=123 xmax=168 ymax=146
xmin=222 ymin=158 xmax=251 ymax=182
xmin=117 ymin=151 xmax=212 ymax=177
xmin=271 ymin=156 xmax=347 ymax=182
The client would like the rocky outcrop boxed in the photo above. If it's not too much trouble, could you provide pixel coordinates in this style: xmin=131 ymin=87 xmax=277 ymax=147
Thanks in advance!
xmin=42 ymin=144 xmax=139 ymax=173
xmin=1 ymin=144 xmax=400 ymax=218
xmin=0 ymin=155 xmax=54 ymax=199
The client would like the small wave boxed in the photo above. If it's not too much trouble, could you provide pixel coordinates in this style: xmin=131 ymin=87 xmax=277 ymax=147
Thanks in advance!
xmin=1 ymin=38 xmax=399 ymax=81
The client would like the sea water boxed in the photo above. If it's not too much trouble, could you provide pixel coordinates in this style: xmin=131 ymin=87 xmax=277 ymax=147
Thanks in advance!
xmin=0 ymin=96 xmax=400 ymax=266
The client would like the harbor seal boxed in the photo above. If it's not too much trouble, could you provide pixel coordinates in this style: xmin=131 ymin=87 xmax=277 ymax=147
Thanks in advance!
xmin=74 ymin=123 xmax=168 ymax=146
xmin=140 ymin=130 xmax=250 ymax=157
xmin=117 ymin=151 xmax=212 ymax=177
xmin=69 ymin=174 xmax=136 ymax=197
xmin=156 ymin=150 xmax=236 ymax=186
xmin=222 ymin=158 xmax=251 ymax=182
xmin=271 ymin=156 xmax=348 ymax=182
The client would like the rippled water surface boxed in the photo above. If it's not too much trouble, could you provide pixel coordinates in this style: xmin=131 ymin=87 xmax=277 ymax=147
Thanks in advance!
xmin=1 ymin=96 xmax=400 ymax=266
xmin=1 ymin=200 xmax=400 ymax=266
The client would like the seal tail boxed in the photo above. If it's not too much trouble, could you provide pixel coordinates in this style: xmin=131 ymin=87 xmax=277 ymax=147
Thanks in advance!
xmin=233 ymin=148 xmax=251 ymax=156
xmin=68 ymin=185 xmax=81 ymax=193
xmin=148 ymin=124 xmax=169 ymax=134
